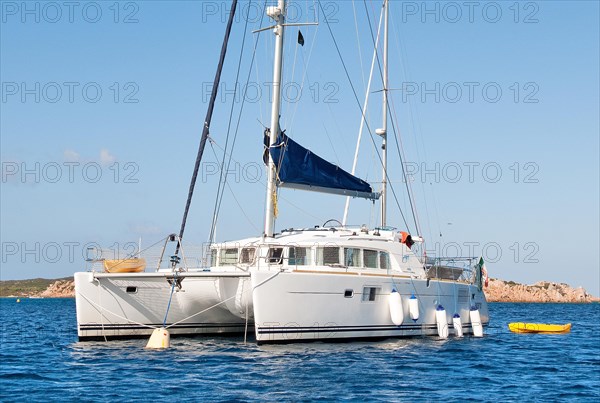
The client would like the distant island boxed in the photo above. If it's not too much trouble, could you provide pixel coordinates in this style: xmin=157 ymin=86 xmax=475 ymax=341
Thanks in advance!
xmin=485 ymin=279 xmax=598 ymax=303
xmin=1 ymin=277 xmax=598 ymax=303
xmin=0 ymin=277 xmax=74 ymax=298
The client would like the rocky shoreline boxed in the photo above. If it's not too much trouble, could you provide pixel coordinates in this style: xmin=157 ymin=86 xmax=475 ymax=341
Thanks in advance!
xmin=38 ymin=279 xmax=75 ymax=298
xmin=485 ymin=278 xmax=599 ymax=303
xmin=2 ymin=277 xmax=598 ymax=303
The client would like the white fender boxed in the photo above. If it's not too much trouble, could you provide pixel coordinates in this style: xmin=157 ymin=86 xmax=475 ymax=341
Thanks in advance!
xmin=470 ymin=307 xmax=483 ymax=337
xmin=409 ymin=295 xmax=419 ymax=321
xmin=453 ymin=313 xmax=463 ymax=337
xmin=388 ymin=290 xmax=404 ymax=326
xmin=435 ymin=305 xmax=448 ymax=339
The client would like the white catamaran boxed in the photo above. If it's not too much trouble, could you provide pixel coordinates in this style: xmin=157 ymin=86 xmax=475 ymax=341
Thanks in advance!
xmin=75 ymin=0 xmax=489 ymax=344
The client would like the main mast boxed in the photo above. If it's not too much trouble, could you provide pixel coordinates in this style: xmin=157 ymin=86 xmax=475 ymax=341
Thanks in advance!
xmin=264 ymin=0 xmax=286 ymax=237
xmin=377 ymin=0 xmax=389 ymax=227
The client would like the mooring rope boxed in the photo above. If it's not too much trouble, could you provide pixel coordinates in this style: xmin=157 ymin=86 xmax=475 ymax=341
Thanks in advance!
xmin=163 ymin=271 xmax=178 ymax=327
xmin=165 ymin=271 xmax=280 ymax=330
xmin=78 ymin=289 xmax=158 ymax=330
xmin=79 ymin=270 xmax=281 ymax=338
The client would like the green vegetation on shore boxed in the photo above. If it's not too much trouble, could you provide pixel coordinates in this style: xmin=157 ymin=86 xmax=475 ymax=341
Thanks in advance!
xmin=0 ymin=277 xmax=72 ymax=297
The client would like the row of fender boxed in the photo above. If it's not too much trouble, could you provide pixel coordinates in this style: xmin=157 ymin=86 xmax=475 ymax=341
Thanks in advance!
xmin=388 ymin=290 xmax=484 ymax=338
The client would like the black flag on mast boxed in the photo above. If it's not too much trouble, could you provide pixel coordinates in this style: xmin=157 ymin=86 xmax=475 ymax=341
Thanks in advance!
xmin=298 ymin=30 xmax=304 ymax=46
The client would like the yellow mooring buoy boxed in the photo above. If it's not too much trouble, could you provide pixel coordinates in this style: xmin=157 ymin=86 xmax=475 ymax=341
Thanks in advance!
xmin=16 ymin=298 xmax=20 ymax=303
xmin=146 ymin=327 xmax=170 ymax=349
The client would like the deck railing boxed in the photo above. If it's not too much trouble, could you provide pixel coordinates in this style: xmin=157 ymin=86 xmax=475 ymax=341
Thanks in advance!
xmin=424 ymin=256 xmax=481 ymax=285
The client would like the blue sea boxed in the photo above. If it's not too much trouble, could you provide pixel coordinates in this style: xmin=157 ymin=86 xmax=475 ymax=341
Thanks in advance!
xmin=0 ymin=299 xmax=598 ymax=401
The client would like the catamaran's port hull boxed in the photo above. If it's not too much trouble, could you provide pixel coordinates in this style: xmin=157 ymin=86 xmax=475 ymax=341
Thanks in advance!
xmin=74 ymin=271 xmax=253 ymax=340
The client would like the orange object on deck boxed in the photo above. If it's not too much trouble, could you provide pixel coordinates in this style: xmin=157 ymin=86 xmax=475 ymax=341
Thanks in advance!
xmin=103 ymin=258 xmax=146 ymax=273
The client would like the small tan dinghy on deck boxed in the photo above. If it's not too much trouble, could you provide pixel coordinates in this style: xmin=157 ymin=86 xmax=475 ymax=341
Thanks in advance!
xmin=508 ymin=322 xmax=571 ymax=334
xmin=103 ymin=258 xmax=146 ymax=273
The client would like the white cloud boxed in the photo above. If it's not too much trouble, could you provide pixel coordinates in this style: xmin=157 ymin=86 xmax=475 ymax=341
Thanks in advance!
xmin=63 ymin=149 xmax=80 ymax=162
xmin=99 ymin=149 xmax=116 ymax=166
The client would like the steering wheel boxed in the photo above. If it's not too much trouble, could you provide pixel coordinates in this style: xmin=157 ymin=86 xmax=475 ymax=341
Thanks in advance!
xmin=322 ymin=219 xmax=343 ymax=228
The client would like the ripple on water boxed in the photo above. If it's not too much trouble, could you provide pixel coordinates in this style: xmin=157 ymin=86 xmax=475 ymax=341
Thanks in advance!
xmin=0 ymin=300 xmax=599 ymax=401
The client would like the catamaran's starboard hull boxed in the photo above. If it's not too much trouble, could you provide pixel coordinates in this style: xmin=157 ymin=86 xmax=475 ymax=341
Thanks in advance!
xmin=74 ymin=272 xmax=253 ymax=340
xmin=251 ymin=271 xmax=489 ymax=343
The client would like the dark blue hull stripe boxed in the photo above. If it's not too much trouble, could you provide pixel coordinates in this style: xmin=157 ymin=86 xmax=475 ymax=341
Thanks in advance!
xmin=257 ymin=323 xmax=489 ymax=335
xmin=79 ymin=322 xmax=249 ymax=331
xmin=80 ymin=322 xmax=489 ymax=335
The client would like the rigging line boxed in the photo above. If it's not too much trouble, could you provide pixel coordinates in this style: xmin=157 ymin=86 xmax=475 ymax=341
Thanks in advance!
xmin=357 ymin=0 xmax=417 ymax=232
xmin=208 ymin=0 xmax=255 ymax=246
xmin=101 ymin=235 xmax=170 ymax=272
xmin=288 ymin=24 xmax=319 ymax=131
xmin=362 ymin=0 xmax=419 ymax=235
xmin=388 ymin=91 xmax=422 ymax=237
xmin=163 ymin=271 xmax=177 ymax=326
xmin=208 ymin=140 xmax=260 ymax=233
xmin=254 ymin=37 xmax=265 ymax=128
xmin=390 ymin=14 xmax=432 ymax=238
xmin=284 ymin=2 xmax=301 ymax=129
xmin=317 ymin=0 xmax=412 ymax=231
xmin=208 ymin=138 xmax=260 ymax=232
xmin=388 ymin=16 xmax=426 ymax=237
xmin=253 ymin=1 xmax=271 ymax=142
xmin=276 ymin=190 xmax=325 ymax=222
xmin=343 ymin=4 xmax=383 ymax=226
xmin=453 ymin=279 xmax=458 ymax=314
xmin=326 ymin=100 xmax=352 ymax=158
xmin=78 ymin=289 xmax=158 ymax=330
xmin=352 ymin=0 xmax=367 ymax=95
xmin=226 ymin=182 xmax=261 ymax=233
xmin=320 ymin=123 xmax=341 ymax=165
xmin=177 ymin=0 xmax=238 ymax=251
xmin=430 ymin=182 xmax=442 ymax=238
xmin=97 ymin=284 xmax=108 ymax=342
xmin=392 ymin=15 xmax=429 ymax=172
xmin=209 ymin=0 xmax=267 ymax=243
xmin=166 ymin=271 xmax=281 ymax=329
xmin=208 ymin=135 xmax=325 ymax=223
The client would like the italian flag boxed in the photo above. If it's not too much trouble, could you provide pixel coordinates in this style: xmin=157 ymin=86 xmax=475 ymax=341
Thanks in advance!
xmin=479 ymin=257 xmax=489 ymax=288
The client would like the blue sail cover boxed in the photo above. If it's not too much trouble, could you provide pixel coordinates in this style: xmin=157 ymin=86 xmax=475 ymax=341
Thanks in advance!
xmin=269 ymin=132 xmax=379 ymax=200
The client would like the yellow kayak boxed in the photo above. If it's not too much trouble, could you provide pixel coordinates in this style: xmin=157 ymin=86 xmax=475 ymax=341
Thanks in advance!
xmin=508 ymin=322 xmax=571 ymax=334
xmin=103 ymin=258 xmax=146 ymax=273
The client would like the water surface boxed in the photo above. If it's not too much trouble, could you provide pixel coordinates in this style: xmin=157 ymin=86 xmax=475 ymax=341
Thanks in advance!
xmin=1 ymin=299 xmax=598 ymax=401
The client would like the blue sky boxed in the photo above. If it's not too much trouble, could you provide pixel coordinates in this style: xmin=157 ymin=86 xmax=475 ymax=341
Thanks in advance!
xmin=1 ymin=0 xmax=599 ymax=295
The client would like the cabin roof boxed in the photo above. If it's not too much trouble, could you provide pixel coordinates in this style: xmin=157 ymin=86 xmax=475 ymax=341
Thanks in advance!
xmin=211 ymin=227 xmax=404 ymax=248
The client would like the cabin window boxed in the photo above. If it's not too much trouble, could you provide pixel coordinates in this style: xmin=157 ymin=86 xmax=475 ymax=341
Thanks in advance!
xmin=379 ymin=252 xmax=390 ymax=270
xmin=240 ymin=248 xmax=256 ymax=264
xmin=362 ymin=286 xmax=380 ymax=302
xmin=219 ymin=248 xmax=238 ymax=265
xmin=364 ymin=249 xmax=378 ymax=268
xmin=344 ymin=248 xmax=361 ymax=267
xmin=317 ymin=247 xmax=340 ymax=266
xmin=289 ymin=247 xmax=310 ymax=266
xmin=210 ymin=249 xmax=217 ymax=266
xmin=268 ymin=247 xmax=284 ymax=264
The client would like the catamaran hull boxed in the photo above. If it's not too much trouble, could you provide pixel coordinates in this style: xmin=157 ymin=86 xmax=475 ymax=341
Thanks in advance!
xmin=251 ymin=271 xmax=489 ymax=343
xmin=74 ymin=272 xmax=253 ymax=340
xmin=75 ymin=269 xmax=488 ymax=343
